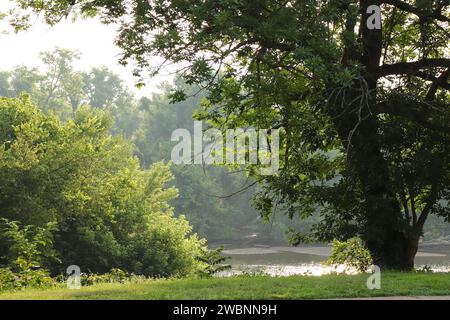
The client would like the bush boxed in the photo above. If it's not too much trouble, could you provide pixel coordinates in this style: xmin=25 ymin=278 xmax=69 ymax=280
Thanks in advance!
xmin=0 ymin=268 xmax=17 ymax=291
xmin=0 ymin=98 xmax=210 ymax=278
xmin=326 ymin=237 xmax=373 ymax=272
xmin=195 ymin=246 xmax=231 ymax=278
xmin=80 ymin=268 xmax=132 ymax=286
xmin=0 ymin=218 xmax=59 ymax=273
xmin=416 ymin=265 xmax=433 ymax=273
xmin=123 ymin=212 xmax=207 ymax=277
xmin=0 ymin=267 xmax=57 ymax=292
xmin=0 ymin=218 xmax=59 ymax=292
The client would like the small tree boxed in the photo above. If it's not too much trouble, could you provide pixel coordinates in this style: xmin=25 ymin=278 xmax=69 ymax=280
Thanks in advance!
xmin=326 ymin=237 xmax=373 ymax=273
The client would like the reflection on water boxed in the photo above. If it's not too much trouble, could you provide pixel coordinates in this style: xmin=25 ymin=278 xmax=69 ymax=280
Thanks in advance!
xmin=218 ymin=244 xmax=450 ymax=276
xmin=218 ymin=264 xmax=361 ymax=277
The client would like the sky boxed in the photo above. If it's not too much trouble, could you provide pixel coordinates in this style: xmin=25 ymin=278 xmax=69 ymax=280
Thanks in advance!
xmin=0 ymin=2 xmax=172 ymax=97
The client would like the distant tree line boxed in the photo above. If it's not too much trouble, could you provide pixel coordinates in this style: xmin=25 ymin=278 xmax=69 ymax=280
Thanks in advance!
xmin=0 ymin=48 xmax=321 ymax=244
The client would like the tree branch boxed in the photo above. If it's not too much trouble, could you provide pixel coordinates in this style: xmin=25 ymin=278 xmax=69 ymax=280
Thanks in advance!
xmin=414 ymin=71 xmax=450 ymax=91
xmin=408 ymin=186 xmax=417 ymax=226
xmin=377 ymin=58 xmax=450 ymax=77
xmin=375 ymin=100 xmax=450 ymax=133
xmin=383 ymin=0 xmax=450 ymax=23
xmin=426 ymin=69 xmax=450 ymax=101
xmin=416 ymin=184 xmax=439 ymax=232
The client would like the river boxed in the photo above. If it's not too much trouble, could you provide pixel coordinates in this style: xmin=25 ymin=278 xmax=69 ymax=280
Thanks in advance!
xmin=218 ymin=243 xmax=450 ymax=276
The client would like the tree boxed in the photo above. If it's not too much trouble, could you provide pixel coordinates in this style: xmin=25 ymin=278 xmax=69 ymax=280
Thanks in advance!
xmin=8 ymin=0 xmax=448 ymax=270
xmin=2 ymin=52 xmax=308 ymax=244
xmin=37 ymin=48 xmax=85 ymax=116
xmin=0 ymin=66 xmax=42 ymax=98
xmin=135 ymin=80 xmax=311 ymax=243
xmin=0 ymin=48 xmax=145 ymax=138
xmin=0 ymin=49 xmax=82 ymax=118
xmin=83 ymin=67 xmax=126 ymax=110
xmin=0 ymin=96 xmax=208 ymax=276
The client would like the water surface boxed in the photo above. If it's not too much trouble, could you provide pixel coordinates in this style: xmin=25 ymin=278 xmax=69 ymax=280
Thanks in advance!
xmin=219 ymin=244 xmax=450 ymax=276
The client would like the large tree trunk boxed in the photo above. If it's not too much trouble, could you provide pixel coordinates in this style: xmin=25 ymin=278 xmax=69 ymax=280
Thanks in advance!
xmin=366 ymin=228 xmax=419 ymax=271
xmin=327 ymin=83 xmax=417 ymax=270
xmin=324 ymin=0 xmax=421 ymax=270
xmin=335 ymin=113 xmax=417 ymax=270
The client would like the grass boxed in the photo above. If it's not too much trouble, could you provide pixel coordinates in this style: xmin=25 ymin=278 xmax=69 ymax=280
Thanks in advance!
xmin=0 ymin=272 xmax=449 ymax=300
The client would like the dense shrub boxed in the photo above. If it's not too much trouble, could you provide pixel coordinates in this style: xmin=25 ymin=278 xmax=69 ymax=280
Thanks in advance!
xmin=0 ymin=96 xmax=209 ymax=278
xmin=0 ymin=218 xmax=58 ymax=291
xmin=0 ymin=268 xmax=57 ymax=292
xmin=0 ymin=218 xmax=59 ymax=272
xmin=123 ymin=213 xmax=207 ymax=277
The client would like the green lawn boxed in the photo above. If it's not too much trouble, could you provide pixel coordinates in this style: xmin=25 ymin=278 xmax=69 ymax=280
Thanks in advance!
xmin=1 ymin=273 xmax=449 ymax=300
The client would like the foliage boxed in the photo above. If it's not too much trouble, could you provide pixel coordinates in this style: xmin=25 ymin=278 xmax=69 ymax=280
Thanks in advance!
xmin=134 ymin=80 xmax=319 ymax=242
xmin=0 ymin=49 xmax=316 ymax=244
xmin=0 ymin=96 xmax=208 ymax=277
xmin=415 ymin=265 xmax=434 ymax=273
xmin=0 ymin=267 xmax=57 ymax=292
xmin=0 ymin=218 xmax=59 ymax=272
xmin=326 ymin=237 xmax=373 ymax=273
xmin=80 ymin=268 xmax=135 ymax=286
xmin=0 ymin=48 xmax=143 ymax=136
xmin=236 ymin=266 xmax=269 ymax=277
xmin=122 ymin=205 xmax=208 ymax=277
xmin=195 ymin=246 xmax=231 ymax=278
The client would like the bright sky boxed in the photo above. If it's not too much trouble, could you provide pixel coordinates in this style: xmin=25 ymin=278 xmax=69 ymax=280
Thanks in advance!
xmin=0 ymin=3 xmax=172 ymax=97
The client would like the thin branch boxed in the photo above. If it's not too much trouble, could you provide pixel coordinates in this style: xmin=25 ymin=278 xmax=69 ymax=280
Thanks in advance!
xmin=206 ymin=180 xmax=260 ymax=199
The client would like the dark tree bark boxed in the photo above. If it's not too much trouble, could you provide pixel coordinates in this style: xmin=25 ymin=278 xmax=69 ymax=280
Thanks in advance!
xmin=325 ymin=0 xmax=445 ymax=270
xmin=327 ymin=84 xmax=416 ymax=270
